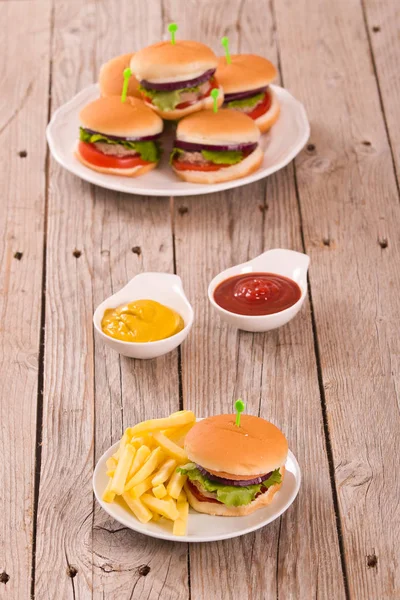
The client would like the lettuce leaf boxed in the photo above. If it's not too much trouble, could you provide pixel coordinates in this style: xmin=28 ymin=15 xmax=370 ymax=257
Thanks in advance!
xmin=79 ymin=128 xmax=161 ymax=162
xmin=139 ymin=85 xmax=200 ymax=111
xmin=169 ymin=147 xmax=185 ymax=165
xmin=227 ymin=92 xmax=265 ymax=109
xmin=201 ymin=150 xmax=243 ymax=165
xmin=177 ymin=464 xmax=282 ymax=507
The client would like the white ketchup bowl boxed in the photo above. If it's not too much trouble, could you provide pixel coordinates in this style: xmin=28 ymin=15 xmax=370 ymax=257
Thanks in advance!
xmin=93 ymin=272 xmax=194 ymax=359
xmin=208 ymin=249 xmax=310 ymax=332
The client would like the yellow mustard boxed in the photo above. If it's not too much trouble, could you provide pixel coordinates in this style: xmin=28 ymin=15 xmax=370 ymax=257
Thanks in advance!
xmin=101 ymin=299 xmax=184 ymax=343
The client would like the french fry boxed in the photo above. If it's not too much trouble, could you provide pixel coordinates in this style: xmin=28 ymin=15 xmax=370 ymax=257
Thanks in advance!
xmin=151 ymin=458 xmax=177 ymax=486
xmin=141 ymin=494 xmax=180 ymax=521
xmin=152 ymin=431 xmax=188 ymax=463
xmin=125 ymin=447 xmax=164 ymax=490
xmin=122 ymin=492 xmax=152 ymax=524
xmin=130 ymin=475 xmax=154 ymax=499
xmin=177 ymin=489 xmax=187 ymax=504
xmin=152 ymin=484 xmax=167 ymax=499
xmin=126 ymin=445 xmax=150 ymax=481
xmin=112 ymin=431 xmax=130 ymax=460
xmin=167 ymin=470 xmax=187 ymax=500
xmin=151 ymin=511 xmax=161 ymax=522
xmin=106 ymin=470 xmax=115 ymax=477
xmin=102 ymin=478 xmax=116 ymax=503
xmin=110 ymin=443 xmax=135 ymax=495
xmin=129 ymin=434 xmax=154 ymax=449
xmin=173 ymin=499 xmax=189 ymax=536
xmin=129 ymin=411 xmax=195 ymax=436
xmin=106 ymin=457 xmax=118 ymax=471
xmin=162 ymin=423 xmax=194 ymax=447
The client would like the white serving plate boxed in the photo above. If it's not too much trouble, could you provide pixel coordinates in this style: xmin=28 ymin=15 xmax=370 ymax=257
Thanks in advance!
xmin=93 ymin=434 xmax=301 ymax=543
xmin=47 ymin=84 xmax=309 ymax=197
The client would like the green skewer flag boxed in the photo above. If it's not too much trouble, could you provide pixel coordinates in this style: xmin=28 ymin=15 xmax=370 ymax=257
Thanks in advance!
xmin=211 ymin=88 xmax=219 ymax=113
xmin=168 ymin=23 xmax=178 ymax=44
xmin=121 ymin=68 xmax=132 ymax=103
xmin=235 ymin=399 xmax=245 ymax=427
xmin=221 ymin=36 xmax=231 ymax=64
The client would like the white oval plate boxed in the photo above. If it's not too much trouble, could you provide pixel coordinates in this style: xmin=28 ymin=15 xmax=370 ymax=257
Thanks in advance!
xmin=93 ymin=437 xmax=301 ymax=542
xmin=47 ymin=84 xmax=309 ymax=197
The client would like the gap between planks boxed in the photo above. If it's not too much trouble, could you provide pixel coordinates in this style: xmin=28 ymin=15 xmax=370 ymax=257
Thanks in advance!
xmin=30 ymin=1 xmax=55 ymax=597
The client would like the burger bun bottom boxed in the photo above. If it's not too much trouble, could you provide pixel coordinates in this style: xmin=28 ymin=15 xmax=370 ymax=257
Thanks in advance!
xmin=255 ymin=89 xmax=280 ymax=133
xmin=185 ymin=466 xmax=285 ymax=517
xmin=75 ymin=149 xmax=157 ymax=178
xmin=172 ymin=146 xmax=263 ymax=184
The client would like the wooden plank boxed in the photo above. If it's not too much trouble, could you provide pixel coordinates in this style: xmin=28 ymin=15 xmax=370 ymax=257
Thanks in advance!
xmin=168 ymin=0 xmax=346 ymax=598
xmin=34 ymin=1 xmax=188 ymax=598
xmin=0 ymin=2 xmax=51 ymax=598
xmin=274 ymin=0 xmax=400 ymax=598
xmin=361 ymin=0 xmax=400 ymax=183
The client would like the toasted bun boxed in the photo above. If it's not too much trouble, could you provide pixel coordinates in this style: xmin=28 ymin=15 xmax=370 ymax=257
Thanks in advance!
xmin=131 ymin=41 xmax=217 ymax=83
xmin=98 ymin=53 xmax=141 ymax=99
xmin=216 ymin=54 xmax=277 ymax=94
xmin=143 ymin=85 xmax=224 ymax=121
xmin=185 ymin=467 xmax=285 ymax=516
xmin=185 ymin=414 xmax=288 ymax=476
xmin=75 ymin=149 xmax=157 ymax=177
xmin=79 ymin=96 xmax=163 ymax=138
xmin=177 ymin=108 xmax=260 ymax=146
xmin=172 ymin=146 xmax=263 ymax=184
xmin=255 ymin=89 xmax=280 ymax=133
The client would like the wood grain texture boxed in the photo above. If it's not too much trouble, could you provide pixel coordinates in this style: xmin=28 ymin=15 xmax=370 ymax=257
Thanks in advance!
xmin=168 ymin=1 xmax=346 ymax=598
xmin=0 ymin=2 xmax=50 ymax=598
xmin=362 ymin=0 xmax=400 ymax=183
xmin=34 ymin=1 xmax=189 ymax=599
xmin=275 ymin=0 xmax=400 ymax=598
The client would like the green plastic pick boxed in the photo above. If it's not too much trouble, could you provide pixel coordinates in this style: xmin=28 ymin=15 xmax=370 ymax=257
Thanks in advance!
xmin=168 ymin=23 xmax=178 ymax=44
xmin=211 ymin=88 xmax=219 ymax=113
xmin=235 ymin=399 xmax=245 ymax=427
xmin=221 ymin=36 xmax=231 ymax=64
xmin=121 ymin=68 xmax=132 ymax=103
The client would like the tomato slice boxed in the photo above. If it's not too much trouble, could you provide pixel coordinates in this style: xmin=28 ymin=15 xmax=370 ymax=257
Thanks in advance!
xmin=248 ymin=91 xmax=272 ymax=120
xmin=78 ymin=141 xmax=150 ymax=169
xmin=172 ymin=159 xmax=230 ymax=172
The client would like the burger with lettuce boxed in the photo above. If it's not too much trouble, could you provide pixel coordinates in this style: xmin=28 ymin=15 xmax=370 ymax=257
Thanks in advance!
xmin=170 ymin=107 xmax=263 ymax=184
xmin=216 ymin=54 xmax=280 ymax=133
xmin=76 ymin=96 xmax=163 ymax=177
xmin=130 ymin=40 xmax=224 ymax=120
xmin=179 ymin=413 xmax=287 ymax=516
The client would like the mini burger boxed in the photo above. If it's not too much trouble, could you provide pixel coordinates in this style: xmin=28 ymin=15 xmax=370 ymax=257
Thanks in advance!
xmin=130 ymin=41 xmax=223 ymax=120
xmin=170 ymin=108 xmax=262 ymax=184
xmin=99 ymin=53 xmax=141 ymax=99
xmin=216 ymin=54 xmax=280 ymax=133
xmin=178 ymin=414 xmax=288 ymax=516
xmin=76 ymin=96 xmax=163 ymax=177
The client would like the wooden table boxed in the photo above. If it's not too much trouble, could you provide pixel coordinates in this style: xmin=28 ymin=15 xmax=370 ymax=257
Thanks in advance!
xmin=1 ymin=0 xmax=399 ymax=598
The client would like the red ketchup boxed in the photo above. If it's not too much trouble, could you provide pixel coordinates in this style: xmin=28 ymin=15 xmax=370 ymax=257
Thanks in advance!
xmin=213 ymin=272 xmax=301 ymax=316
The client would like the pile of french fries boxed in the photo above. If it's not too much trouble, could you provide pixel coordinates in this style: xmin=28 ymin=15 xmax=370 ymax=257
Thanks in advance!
xmin=102 ymin=410 xmax=195 ymax=536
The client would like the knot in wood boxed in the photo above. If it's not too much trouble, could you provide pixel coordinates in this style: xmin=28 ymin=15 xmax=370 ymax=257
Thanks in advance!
xmin=138 ymin=564 xmax=151 ymax=576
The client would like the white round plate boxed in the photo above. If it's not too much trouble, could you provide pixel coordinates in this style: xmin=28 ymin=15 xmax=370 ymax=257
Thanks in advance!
xmin=47 ymin=84 xmax=309 ymax=197
xmin=93 ymin=438 xmax=301 ymax=543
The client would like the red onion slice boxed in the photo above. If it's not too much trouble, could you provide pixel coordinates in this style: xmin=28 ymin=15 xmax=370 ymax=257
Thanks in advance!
xmin=196 ymin=465 xmax=272 ymax=487
xmin=224 ymin=86 xmax=268 ymax=103
xmin=174 ymin=140 xmax=258 ymax=153
xmin=140 ymin=69 xmax=216 ymax=92
xmin=83 ymin=128 xmax=161 ymax=142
